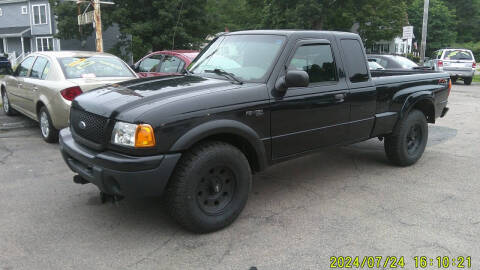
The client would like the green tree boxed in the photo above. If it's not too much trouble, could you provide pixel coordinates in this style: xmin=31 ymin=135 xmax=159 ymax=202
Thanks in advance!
xmin=261 ymin=0 xmax=407 ymax=47
xmin=206 ymin=0 xmax=263 ymax=32
xmin=110 ymin=0 xmax=212 ymax=60
xmin=443 ymin=0 xmax=480 ymax=43
xmin=408 ymin=0 xmax=456 ymax=55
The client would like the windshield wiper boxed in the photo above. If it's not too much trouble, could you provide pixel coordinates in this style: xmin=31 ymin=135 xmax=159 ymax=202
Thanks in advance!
xmin=204 ymin=69 xmax=243 ymax=84
xmin=182 ymin=69 xmax=194 ymax=75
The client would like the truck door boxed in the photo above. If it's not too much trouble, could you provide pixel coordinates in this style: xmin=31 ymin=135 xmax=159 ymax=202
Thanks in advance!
xmin=338 ymin=38 xmax=376 ymax=142
xmin=270 ymin=38 xmax=350 ymax=159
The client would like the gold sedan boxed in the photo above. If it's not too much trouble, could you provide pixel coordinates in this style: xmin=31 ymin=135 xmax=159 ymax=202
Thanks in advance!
xmin=0 ymin=51 xmax=138 ymax=142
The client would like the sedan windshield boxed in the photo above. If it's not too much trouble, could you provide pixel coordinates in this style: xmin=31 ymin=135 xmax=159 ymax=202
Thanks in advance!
xmin=189 ymin=35 xmax=286 ymax=82
xmin=59 ymin=56 xmax=135 ymax=79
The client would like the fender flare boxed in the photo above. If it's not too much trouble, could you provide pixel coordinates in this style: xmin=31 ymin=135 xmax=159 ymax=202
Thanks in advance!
xmin=170 ymin=119 xmax=268 ymax=171
xmin=399 ymin=91 xmax=435 ymax=120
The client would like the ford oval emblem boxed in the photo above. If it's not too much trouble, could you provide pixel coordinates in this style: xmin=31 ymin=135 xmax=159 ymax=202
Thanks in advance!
xmin=78 ymin=121 xmax=87 ymax=130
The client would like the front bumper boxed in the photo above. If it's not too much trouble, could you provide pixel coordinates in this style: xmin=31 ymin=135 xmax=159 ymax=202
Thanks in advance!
xmin=59 ymin=128 xmax=181 ymax=197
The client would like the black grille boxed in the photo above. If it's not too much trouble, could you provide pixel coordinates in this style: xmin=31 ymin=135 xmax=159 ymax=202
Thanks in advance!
xmin=70 ymin=108 xmax=108 ymax=144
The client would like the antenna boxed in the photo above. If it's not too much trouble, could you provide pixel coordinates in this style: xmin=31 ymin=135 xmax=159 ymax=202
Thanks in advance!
xmin=171 ymin=0 xmax=184 ymax=50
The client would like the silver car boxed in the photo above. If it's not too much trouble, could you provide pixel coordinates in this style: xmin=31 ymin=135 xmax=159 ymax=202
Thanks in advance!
xmin=1 ymin=51 xmax=138 ymax=142
xmin=425 ymin=49 xmax=476 ymax=85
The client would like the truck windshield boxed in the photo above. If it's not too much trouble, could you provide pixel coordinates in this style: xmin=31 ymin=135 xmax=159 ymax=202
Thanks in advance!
xmin=189 ymin=35 xmax=286 ymax=82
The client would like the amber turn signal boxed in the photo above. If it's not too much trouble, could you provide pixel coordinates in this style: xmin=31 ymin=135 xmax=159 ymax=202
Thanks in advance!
xmin=135 ymin=124 xmax=156 ymax=147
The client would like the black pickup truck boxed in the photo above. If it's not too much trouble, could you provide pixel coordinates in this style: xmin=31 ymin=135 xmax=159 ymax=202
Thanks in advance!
xmin=59 ymin=30 xmax=450 ymax=233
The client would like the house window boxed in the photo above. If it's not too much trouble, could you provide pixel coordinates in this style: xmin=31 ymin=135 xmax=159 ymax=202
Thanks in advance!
xmin=36 ymin=37 xmax=54 ymax=51
xmin=22 ymin=6 xmax=28 ymax=15
xmin=32 ymin=4 xmax=47 ymax=25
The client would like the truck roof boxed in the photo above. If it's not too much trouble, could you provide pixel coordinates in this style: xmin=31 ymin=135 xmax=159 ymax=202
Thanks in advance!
xmin=227 ymin=29 xmax=360 ymax=39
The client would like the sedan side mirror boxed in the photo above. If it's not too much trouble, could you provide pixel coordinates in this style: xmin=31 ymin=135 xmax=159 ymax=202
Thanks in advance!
xmin=275 ymin=70 xmax=310 ymax=93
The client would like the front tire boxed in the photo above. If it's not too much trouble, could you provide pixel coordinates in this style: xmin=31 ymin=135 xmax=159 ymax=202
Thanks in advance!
xmin=384 ymin=110 xmax=428 ymax=166
xmin=2 ymin=88 xmax=16 ymax=116
xmin=38 ymin=107 xmax=58 ymax=143
xmin=464 ymin=77 xmax=473 ymax=85
xmin=165 ymin=141 xmax=252 ymax=233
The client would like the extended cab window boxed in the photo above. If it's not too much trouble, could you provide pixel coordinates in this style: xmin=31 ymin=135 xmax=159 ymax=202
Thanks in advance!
xmin=341 ymin=39 xmax=369 ymax=83
xmin=30 ymin=57 xmax=49 ymax=79
xmin=289 ymin=44 xmax=337 ymax=83
xmin=15 ymin=57 xmax=35 ymax=77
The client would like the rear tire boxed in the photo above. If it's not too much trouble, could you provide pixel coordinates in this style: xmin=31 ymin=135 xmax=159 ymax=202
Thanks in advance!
xmin=464 ymin=77 xmax=473 ymax=85
xmin=384 ymin=110 xmax=428 ymax=166
xmin=38 ymin=107 xmax=58 ymax=143
xmin=165 ymin=141 xmax=252 ymax=233
xmin=1 ymin=88 xmax=16 ymax=116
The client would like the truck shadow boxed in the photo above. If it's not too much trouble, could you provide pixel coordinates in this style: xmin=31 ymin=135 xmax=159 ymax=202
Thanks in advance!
xmin=80 ymin=126 xmax=456 ymax=234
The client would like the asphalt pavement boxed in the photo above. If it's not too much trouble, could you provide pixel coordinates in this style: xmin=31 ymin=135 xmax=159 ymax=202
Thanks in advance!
xmin=0 ymin=83 xmax=479 ymax=270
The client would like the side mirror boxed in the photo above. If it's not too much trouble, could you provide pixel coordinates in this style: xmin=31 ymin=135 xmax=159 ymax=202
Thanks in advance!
xmin=275 ymin=70 xmax=310 ymax=93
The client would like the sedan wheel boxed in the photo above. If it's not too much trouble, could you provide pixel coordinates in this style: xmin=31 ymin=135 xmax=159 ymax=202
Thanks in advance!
xmin=40 ymin=111 xmax=50 ymax=138
xmin=38 ymin=107 xmax=59 ymax=143
xmin=2 ymin=90 xmax=15 ymax=116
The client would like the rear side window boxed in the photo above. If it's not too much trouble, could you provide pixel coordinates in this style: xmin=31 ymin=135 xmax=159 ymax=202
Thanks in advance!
xmin=138 ymin=55 xmax=163 ymax=72
xmin=15 ymin=57 xmax=35 ymax=77
xmin=30 ymin=57 xmax=49 ymax=79
xmin=341 ymin=39 xmax=369 ymax=83
xmin=289 ymin=44 xmax=337 ymax=83
xmin=159 ymin=55 xmax=184 ymax=73
xmin=443 ymin=50 xmax=473 ymax=60
xmin=41 ymin=62 xmax=50 ymax=80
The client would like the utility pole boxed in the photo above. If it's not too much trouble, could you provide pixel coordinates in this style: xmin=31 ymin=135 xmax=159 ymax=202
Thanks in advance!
xmin=74 ymin=0 xmax=114 ymax=52
xmin=93 ymin=0 xmax=103 ymax=52
xmin=420 ymin=0 xmax=429 ymax=65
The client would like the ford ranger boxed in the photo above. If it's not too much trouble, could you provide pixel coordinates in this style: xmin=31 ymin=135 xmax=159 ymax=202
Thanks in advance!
xmin=59 ymin=30 xmax=451 ymax=233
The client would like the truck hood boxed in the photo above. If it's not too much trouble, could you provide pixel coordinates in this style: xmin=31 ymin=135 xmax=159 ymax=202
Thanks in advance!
xmin=72 ymin=75 xmax=237 ymax=119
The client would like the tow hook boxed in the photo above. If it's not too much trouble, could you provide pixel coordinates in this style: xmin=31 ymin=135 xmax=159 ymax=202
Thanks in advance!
xmin=100 ymin=192 xmax=124 ymax=204
xmin=73 ymin=175 xmax=89 ymax=185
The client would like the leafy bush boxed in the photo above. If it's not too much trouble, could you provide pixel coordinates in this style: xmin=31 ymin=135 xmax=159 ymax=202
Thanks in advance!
xmin=405 ymin=53 xmax=420 ymax=64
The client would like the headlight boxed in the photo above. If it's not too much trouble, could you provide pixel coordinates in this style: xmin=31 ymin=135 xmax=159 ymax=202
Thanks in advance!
xmin=111 ymin=122 xmax=156 ymax=148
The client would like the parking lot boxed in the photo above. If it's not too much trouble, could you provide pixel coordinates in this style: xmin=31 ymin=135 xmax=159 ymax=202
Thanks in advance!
xmin=0 ymin=83 xmax=479 ymax=269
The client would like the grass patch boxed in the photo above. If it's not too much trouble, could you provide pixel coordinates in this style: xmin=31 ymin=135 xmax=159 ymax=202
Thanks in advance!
xmin=474 ymin=74 xmax=480 ymax=82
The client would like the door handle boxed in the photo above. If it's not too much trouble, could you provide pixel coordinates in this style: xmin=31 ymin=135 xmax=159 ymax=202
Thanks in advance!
xmin=33 ymin=86 xmax=39 ymax=92
xmin=334 ymin=93 xmax=345 ymax=101
xmin=17 ymin=83 xmax=23 ymax=87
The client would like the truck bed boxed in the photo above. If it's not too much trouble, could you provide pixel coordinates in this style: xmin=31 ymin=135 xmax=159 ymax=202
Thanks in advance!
xmin=371 ymin=69 xmax=448 ymax=86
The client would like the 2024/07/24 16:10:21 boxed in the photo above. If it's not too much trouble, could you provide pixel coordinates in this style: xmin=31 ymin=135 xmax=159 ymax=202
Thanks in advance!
xmin=413 ymin=256 xmax=471 ymax=268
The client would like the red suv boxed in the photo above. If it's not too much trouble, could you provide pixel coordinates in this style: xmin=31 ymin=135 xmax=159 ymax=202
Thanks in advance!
xmin=133 ymin=50 xmax=199 ymax=78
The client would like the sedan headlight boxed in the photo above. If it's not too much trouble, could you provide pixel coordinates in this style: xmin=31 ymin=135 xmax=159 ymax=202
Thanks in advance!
xmin=111 ymin=122 xmax=156 ymax=148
